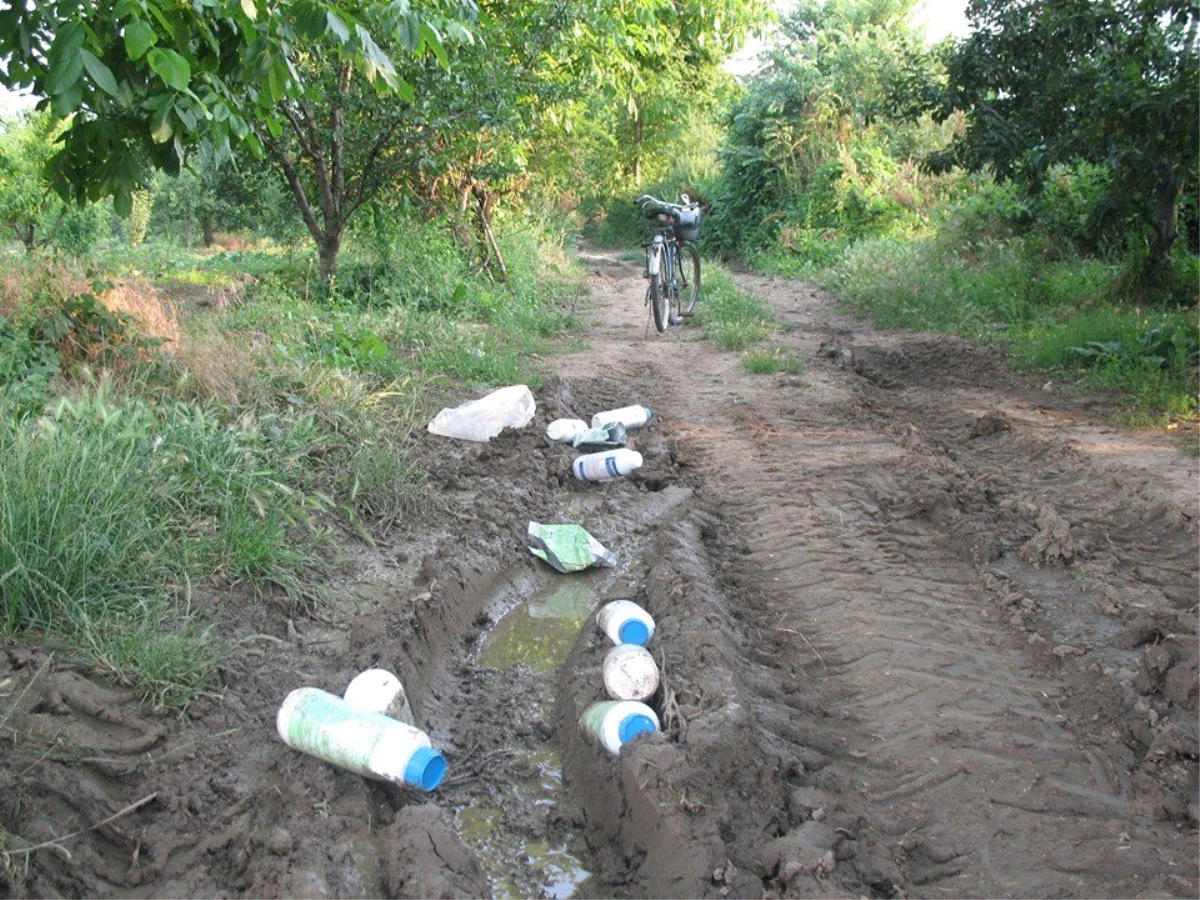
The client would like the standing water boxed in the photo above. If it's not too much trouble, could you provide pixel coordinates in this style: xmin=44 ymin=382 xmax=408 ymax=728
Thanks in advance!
xmin=457 ymin=579 xmax=599 ymax=899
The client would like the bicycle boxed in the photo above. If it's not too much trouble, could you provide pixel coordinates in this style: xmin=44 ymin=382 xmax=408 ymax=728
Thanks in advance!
xmin=635 ymin=193 xmax=702 ymax=334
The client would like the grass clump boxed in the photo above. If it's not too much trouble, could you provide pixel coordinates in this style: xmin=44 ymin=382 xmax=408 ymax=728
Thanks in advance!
xmin=694 ymin=264 xmax=778 ymax=350
xmin=743 ymin=345 xmax=805 ymax=376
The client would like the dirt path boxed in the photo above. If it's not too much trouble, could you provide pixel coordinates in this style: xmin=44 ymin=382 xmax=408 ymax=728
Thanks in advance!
xmin=1 ymin=253 xmax=1196 ymax=899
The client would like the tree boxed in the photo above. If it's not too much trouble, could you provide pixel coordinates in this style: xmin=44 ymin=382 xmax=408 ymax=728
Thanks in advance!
xmin=0 ymin=0 xmax=473 ymax=215
xmin=0 ymin=110 xmax=69 ymax=251
xmin=931 ymin=0 xmax=1199 ymax=268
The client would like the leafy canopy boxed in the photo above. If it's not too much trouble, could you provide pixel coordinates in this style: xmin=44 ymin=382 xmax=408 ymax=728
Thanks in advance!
xmin=0 ymin=0 xmax=475 ymax=214
xmin=930 ymin=0 xmax=1199 ymax=259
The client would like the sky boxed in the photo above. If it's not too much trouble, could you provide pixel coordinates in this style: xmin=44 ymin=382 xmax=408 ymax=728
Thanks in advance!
xmin=913 ymin=0 xmax=971 ymax=43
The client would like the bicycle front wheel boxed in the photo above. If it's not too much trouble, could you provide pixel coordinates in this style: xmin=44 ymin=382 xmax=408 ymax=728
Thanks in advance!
xmin=650 ymin=251 xmax=670 ymax=334
xmin=677 ymin=242 xmax=701 ymax=316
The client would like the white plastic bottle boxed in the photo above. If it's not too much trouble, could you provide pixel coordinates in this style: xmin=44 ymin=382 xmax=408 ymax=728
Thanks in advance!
xmin=343 ymin=668 xmax=414 ymax=725
xmin=572 ymin=448 xmax=643 ymax=482
xmin=546 ymin=418 xmax=588 ymax=442
xmin=579 ymin=700 xmax=660 ymax=755
xmin=277 ymin=688 xmax=446 ymax=791
xmin=591 ymin=405 xmax=653 ymax=430
xmin=597 ymin=599 xmax=656 ymax=646
xmin=603 ymin=644 xmax=660 ymax=702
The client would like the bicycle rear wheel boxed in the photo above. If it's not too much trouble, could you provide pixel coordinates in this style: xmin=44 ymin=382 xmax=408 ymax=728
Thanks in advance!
xmin=677 ymin=242 xmax=701 ymax=316
xmin=650 ymin=250 xmax=670 ymax=334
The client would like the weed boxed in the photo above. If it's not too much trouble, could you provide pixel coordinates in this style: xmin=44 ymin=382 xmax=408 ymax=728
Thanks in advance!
xmin=744 ymin=346 xmax=805 ymax=375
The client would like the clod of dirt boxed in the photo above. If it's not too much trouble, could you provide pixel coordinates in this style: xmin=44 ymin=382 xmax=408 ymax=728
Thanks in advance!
xmin=969 ymin=410 xmax=1011 ymax=438
xmin=1020 ymin=504 xmax=1076 ymax=565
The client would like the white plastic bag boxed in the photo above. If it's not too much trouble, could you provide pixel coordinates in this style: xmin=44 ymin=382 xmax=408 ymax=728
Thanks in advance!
xmin=427 ymin=385 xmax=536 ymax=442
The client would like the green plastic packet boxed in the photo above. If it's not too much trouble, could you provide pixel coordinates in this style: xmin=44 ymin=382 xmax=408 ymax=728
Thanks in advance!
xmin=526 ymin=522 xmax=617 ymax=573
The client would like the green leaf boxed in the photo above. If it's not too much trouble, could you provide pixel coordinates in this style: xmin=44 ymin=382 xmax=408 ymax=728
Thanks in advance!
xmin=240 ymin=0 xmax=257 ymax=22
xmin=326 ymin=11 xmax=350 ymax=44
xmin=150 ymin=103 xmax=174 ymax=142
xmin=148 ymin=47 xmax=191 ymax=92
xmin=46 ymin=40 xmax=85 ymax=96
xmin=124 ymin=18 xmax=156 ymax=60
xmin=80 ymin=49 xmax=121 ymax=97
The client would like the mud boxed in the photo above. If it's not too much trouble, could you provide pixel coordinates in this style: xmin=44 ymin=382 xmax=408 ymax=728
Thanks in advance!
xmin=1 ymin=255 xmax=1196 ymax=899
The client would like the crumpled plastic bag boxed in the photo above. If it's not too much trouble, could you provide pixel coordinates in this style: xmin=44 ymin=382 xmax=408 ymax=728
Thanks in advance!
xmin=526 ymin=522 xmax=616 ymax=573
xmin=427 ymin=385 xmax=535 ymax=442
xmin=571 ymin=422 xmax=628 ymax=453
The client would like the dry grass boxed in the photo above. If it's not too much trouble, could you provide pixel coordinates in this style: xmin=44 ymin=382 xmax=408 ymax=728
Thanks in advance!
xmin=100 ymin=280 xmax=180 ymax=347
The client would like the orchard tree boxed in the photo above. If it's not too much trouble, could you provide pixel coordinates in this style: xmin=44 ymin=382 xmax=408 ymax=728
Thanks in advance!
xmin=0 ymin=0 xmax=474 ymax=218
xmin=931 ymin=0 xmax=1199 ymax=268
xmin=0 ymin=110 xmax=68 ymax=251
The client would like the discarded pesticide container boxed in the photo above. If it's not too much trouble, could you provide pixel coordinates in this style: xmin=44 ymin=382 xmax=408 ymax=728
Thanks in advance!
xmin=547 ymin=418 xmax=588 ymax=442
xmin=603 ymin=644 xmax=660 ymax=702
xmin=573 ymin=449 xmax=643 ymax=483
xmin=527 ymin=521 xmax=617 ymax=573
xmin=591 ymin=405 xmax=653 ymax=431
xmin=343 ymin=668 xmax=414 ymax=725
xmin=277 ymin=688 xmax=446 ymax=791
xmin=597 ymin=599 xmax=656 ymax=647
xmin=580 ymin=700 xmax=660 ymax=755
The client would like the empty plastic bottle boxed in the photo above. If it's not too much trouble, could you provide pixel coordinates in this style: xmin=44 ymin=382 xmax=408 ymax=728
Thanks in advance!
xmin=603 ymin=644 xmax=660 ymax=702
xmin=579 ymin=700 xmax=660 ymax=755
xmin=572 ymin=448 xmax=643 ymax=482
xmin=546 ymin=418 xmax=588 ymax=442
xmin=343 ymin=668 xmax=414 ymax=725
xmin=597 ymin=599 xmax=656 ymax=646
xmin=591 ymin=405 xmax=653 ymax=430
xmin=277 ymin=688 xmax=446 ymax=791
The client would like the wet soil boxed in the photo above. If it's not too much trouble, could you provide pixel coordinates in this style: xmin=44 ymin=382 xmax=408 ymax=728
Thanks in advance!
xmin=1 ymin=254 xmax=1197 ymax=899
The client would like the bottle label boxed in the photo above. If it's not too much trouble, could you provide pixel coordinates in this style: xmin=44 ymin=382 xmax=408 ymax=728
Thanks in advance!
xmin=605 ymin=456 xmax=619 ymax=477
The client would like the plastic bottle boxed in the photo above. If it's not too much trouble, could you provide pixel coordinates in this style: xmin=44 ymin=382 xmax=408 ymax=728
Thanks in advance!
xmin=427 ymin=384 xmax=536 ymax=442
xmin=603 ymin=644 xmax=660 ymax=702
xmin=277 ymin=688 xmax=446 ymax=791
xmin=579 ymin=700 xmax=660 ymax=755
xmin=591 ymin=405 xmax=653 ymax=430
xmin=546 ymin=418 xmax=588 ymax=442
xmin=597 ymin=599 xmax=656 ymax=647
xmin=343 ymin=668 xmax=414 ymax=725
xmin=572 ymin=449 xmax=643 ymax=483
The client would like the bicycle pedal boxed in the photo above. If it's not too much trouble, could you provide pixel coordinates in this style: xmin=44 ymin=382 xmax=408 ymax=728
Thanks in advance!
xmin=677 ymin=310 xmax=695 ymax=318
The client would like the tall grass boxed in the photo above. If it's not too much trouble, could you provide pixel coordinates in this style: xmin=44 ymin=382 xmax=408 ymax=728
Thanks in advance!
xmin=825 ymin=237 xmax=1199 ymax=424
xmin=0 ymin=385 xmax=323 ymax=704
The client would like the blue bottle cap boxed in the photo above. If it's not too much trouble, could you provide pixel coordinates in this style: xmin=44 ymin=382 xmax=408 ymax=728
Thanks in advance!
xmin=618 ymin=619 xmax=650 ymax=646
xmin=405 ymin=746 xmax=447 ymax=791
xmin=618 ymin=713 xmax=657 ymax=745
xmin=643 ymin=407 xmax=653 ymax=422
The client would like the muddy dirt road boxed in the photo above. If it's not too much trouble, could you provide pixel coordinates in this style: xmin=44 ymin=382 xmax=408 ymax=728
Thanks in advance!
xmin=1 ymin=253 xmax=1197 ymax=899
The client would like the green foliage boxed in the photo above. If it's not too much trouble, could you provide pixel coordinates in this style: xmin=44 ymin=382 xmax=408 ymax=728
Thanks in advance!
xmin=0 ymin=0 xmax=477 ymax=214
xmin=932 ymin=0 xmax=1199 ymax=269
xmin=705 ymin=0 xmax=951 ymax=262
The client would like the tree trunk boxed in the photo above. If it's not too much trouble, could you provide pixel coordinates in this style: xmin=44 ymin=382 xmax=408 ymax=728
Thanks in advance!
xmin=318 ymin=229 xmax=343 ymax=282
xmin=201 ymin=215 xmax=215 ymax=247
xmin=1147 ymin=170 xmax=1182 ymax=267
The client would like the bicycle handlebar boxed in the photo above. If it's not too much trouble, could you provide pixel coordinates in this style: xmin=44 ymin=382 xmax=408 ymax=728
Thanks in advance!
xmin=636 ymin=193 xmax=698 ymax=215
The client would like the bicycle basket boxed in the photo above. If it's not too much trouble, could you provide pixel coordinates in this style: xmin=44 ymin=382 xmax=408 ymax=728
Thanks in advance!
xmin=673 ymin=206 xmax=701 ymax=242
